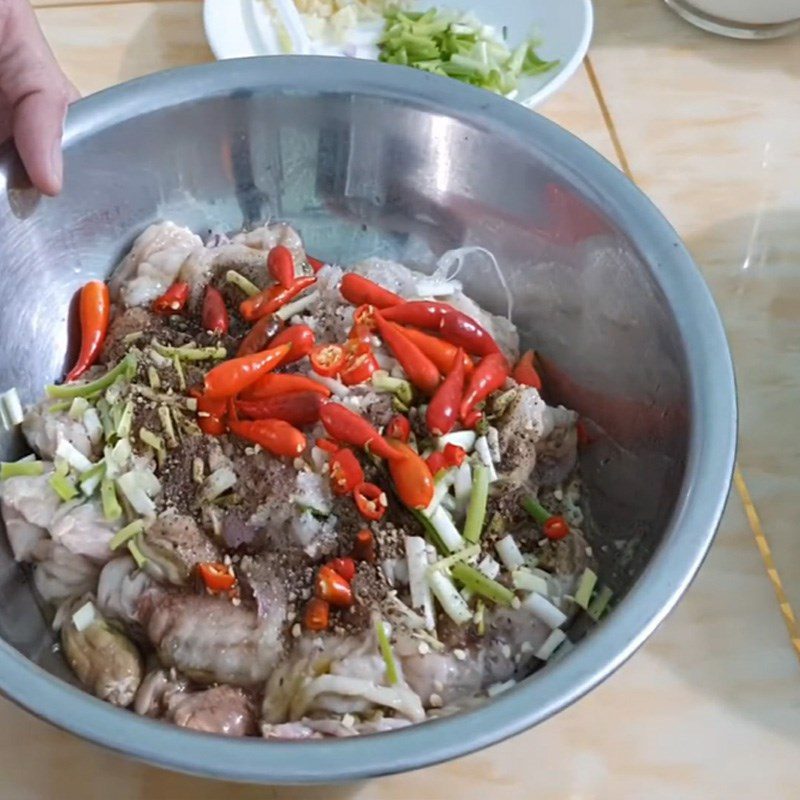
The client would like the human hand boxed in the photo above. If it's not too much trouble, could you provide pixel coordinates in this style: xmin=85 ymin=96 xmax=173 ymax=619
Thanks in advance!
xmin=0 ymin=0 xmax=79 ymax=195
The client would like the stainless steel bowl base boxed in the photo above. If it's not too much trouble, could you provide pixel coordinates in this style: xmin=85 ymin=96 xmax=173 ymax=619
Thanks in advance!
xmin=0 ymin=57 xmax=736 ymax=783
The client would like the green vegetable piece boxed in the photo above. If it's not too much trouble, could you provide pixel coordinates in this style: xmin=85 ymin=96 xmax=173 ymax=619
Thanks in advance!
xmin=587 ymin=585 xmax=614 ymax=621
xmin=574 ymin=568 xmax=598 ymax=611
xmin=47 ymin=354 xmax=137 ymax=400
xmin=109 ymin=519 xmax=145 ymax=551
xmin=451 ymin=561 xmax=514 ymax=606
xmin=127 ymin=535 xmax=147 ymax=568
xmin=101 ymin=476 xmax=122 ymax=522
xmin=522 ymin=495 xmax=550 ymax=525
xmin=375 ymin=619 xmax=399 ymax=686
xmin=152 ymin=342 xmax=227 ymax=362
xmin=49 ymin=472 xmax=78 ymax=502
xmin=463 ymin=463 xmax=489 ymax=543
xmin=0 ymin=460 xmax=45 ymax=480
xmin=225 ymin=270 xmax=260 ymax=297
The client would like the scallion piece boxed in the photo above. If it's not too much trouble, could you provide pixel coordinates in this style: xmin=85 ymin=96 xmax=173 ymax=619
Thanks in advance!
xmin=116 ymin=401 xmax=134 ymax=439
xmin=172 ymin=354 xmax=186 ymax=391
xmin=127 ymin=535 xmax=147 ymax=567
xmin=48 ymin=400 xmax=72 ymax=414
xmin=101 ymin=476 xmax=122 ymax=522
xmin=451 ymin=562 xmax=514 ymax=606
xmin=463 ymin=463 xmax=489 ymax=543
xmin=428 ymin=543 xmax=480 ymax=573
xmin=375 ymin=619 xmax=399 ymax=685
xmin=152 ymin=342 xmax=227 ymax=362
xmin=79 ymin=460 xmax=106 ymax=497
xmin=109 ymin=519 xmax=145 ymax=550
xmin=573 ymin=568 xmax=598 ymax=610
xmin=371 ymin=370 xmax=413 ymax=405
xmin=157 ymin=406 xmax=178 ymax=448
xmin=0 ymin=460 xmax=45 ymax=479
xmin=49 ymin=472 xmax=78 ymax=502
xmin=427 ymin=569 xmax=472 ymax=625
xmin=47 ymin=354 xmax=137 ymax=400
xmin=522 ymin=495 xmax=550 ymax=525
xmin=68 ymin=397 xmax=90 ymax=420
xmin=587 ymin=585 xmax=614 ymax=621
xmin=225 ymin=269 xmax=260 ymax=297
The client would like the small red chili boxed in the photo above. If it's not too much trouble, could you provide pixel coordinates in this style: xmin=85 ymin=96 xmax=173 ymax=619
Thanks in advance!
xmin=328 ymin=557 xmax=356 ymax=582
xmin=459 ymin=353 xmax=510 ymax=421
xmin=198 ymin=562 xmax=236 ymax=592
xmin=315 ymin=565 xmax=354 ymax=606
xmin=270 ymin=324 xmax=315 ymax=364
xmin=543 ymin=515 xmax=570 ymax=541
xmin=374 ymin=313 xmax=440 ymax=395
xmin=512 ymin=349 xmax=542 ymax=390
xmin=204 ymin=343 xmax=291 ymax=399
xmin=353 ymin=304 xmax=379 ymax=331
xmin=152 ymin=281 xmax=190 ymax=316
xmin=228 ymin=418 xmax=307 ymax=457
xmin=310 ymin=343 xmax=346 ymax=377
xmin=319 ymin=403 xmax=402 ymax=460
xmin=307 ymin=255 xmax=325 ymax=274
xmin=462 ymin=409 xmax=483 ymax=429
xmin=201 ymin=285 xmax=230 ymax=336
xmin=353 ymin=482 xmax=387 ymax=521
xmin=315 ymin=437 xmax=339 ymax=454
xmin=195 ymin=392 xmax=229 ymax=436
xmin=267 ymin=245 xmax=295 ymax=289
xmin=340 ymin=274 xmax=404 ymax=309
xmin=241 ymin=372 xmax=331 ymax=400
xmin=426 ymin=347 xmax=466 ymax=436
xmin=66 ymin=280 xmax=110 ymax=382
xmin=304 ymin=597 xmax=330 ymax=631
xmin=425 ymin=451 xmax=447 ymax=476
xmin=235 ymin=391 xmax=323 ymax=426
xmin=329 ymin=448 xmax=365 ymax=496
xmin=397 ymin=326 xmax=474 ymax=376
xmin=346 ymin=323 xmax=373 ymax=355
xmin=385 ymin=414 xmax=411 ymax=442
xmin=443 ymin=443 xmax=466 ymax=468
xmin=237 ymin=314 xmax=284 ymax=357
xmin=387 ymin=439 xmax=435 ymax=510
xmin=353 ymin=529 xmax=376 ymax=562
xmin=341 ymin=350 xmax=379 ymax=386
xmin=240 ymin=275 xmax=316 ymax=322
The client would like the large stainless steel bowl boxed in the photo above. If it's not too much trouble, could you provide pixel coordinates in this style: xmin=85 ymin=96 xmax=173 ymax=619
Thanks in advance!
xmin=0 ymin=57 xmax=736 ymax=783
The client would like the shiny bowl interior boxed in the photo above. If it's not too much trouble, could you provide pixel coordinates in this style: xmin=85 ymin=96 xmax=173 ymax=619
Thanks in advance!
xmin=0 ymin=57 xmax=736 ymax=783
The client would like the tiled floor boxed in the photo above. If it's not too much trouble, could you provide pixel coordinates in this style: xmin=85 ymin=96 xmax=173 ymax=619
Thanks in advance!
xmin=2 ymin=0 xmax=798 ymax=797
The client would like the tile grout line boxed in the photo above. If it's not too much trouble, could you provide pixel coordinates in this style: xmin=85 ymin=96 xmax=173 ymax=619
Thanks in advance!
xmin=583 ymin=54 xmax=800 ymax=666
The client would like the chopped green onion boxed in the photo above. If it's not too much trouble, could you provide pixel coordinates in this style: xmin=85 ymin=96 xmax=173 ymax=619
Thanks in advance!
xmin=522 ymin=495 xmax=550 ymax=525
xmin=587 ymin=585 xmax=614 ymax=621
xmin=405 ymin=535 xmax=436 ymax=631
xmin=122 ymin=331 xmax=144 ymax=344
xmin=49 ymin=472 xmax=78 ymax=502
xmin=96 ymin=398 xmax=115 ymax=440
xmin=573 ymin=568 xmax=598 ymax=611
xmin=79 ymin=460 xmax=106 ymax=496
xmin=512 ymin=568 xmax=549 ymax=595
xmin=0 ymin=460 xmax=45 ymax=479
xmin=374 ymin=619 xmax=399 ymax=685
xmin=0 ymin=387 xmax=24 ymax=430
xmin=116 ymin=401 xmax=133 ymax=439
xmin=47 ymin=354 xmax=137 ymax=400
xmin=474 ymin=416 xmax=490 ymax=436
xmin=411 ymin=508 xmax=447 ymax=554
xmin=425 ymin=506 xmax=465 ymax=553
xmin=225 ymin=269 xmax=260 ymax=297
xmin=475 ymin=599 xmax=486 ymax=636
xmin=152 ymin=342 xmax=227 ymax=362
xmin=147 ymin=366 xmax=161 ymax=389
xmin=427 ymin=569 xmax=472 ymax=625
xmin=463 ymin=463 xmax=489 ymax=543
xmin=451 ymin=562 xmax=514 ymax=606
xmin=127 ymin=535 xmax=147 ymax=567
xmin=523 ymin=591 xmax=567 ymax=628
xmin=535 ymin=628 xmax=567 ymax=661
xmin=158 ymin=405 xmax=178 ymax=448
xmin=101 ymin=476 xmax=122 ymax=522
xmin=68 ymin=397 xmax=89 ymax=420
xmin=428 ymin=543 xmax=480 ymax=573
xmin=54 ymin=458 xmax=69 ymax=477
xmin=139 ymin=428 xmax=165 ymax=465
xmin=495 ymin=534 xmax=525 ymax=571
xmin=275 ymin=290 xmax=319 ymax=321
xmin=48 ymin=400 xmax=72 ymax=414
xmin=173 ymin=354 xmax=186 ymax=391
xmin=55 ymin=439 xmax=93 ymax=473
xmin=371 ymin=371 xmax=414 ymax=405
xmin=109 ymin=519 xmax=145 ymax=550
xmin=192 ymin=457 xmax=205 ymax=484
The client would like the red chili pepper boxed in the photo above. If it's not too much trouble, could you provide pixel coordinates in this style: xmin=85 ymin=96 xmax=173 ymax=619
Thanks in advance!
xmin=269 ymin=324 xmax=315 ymax=364
xmin=576 ymin=419 xmax=592 ymax=447
xmin=385 ymin=414 xmax=410 ymax=442
xmin=315 ymin=565 xmax=354 ymax=606
xmin=512 ymin=349 xmax=542 ymax=390
xmin=66 ymin=280 xmax=110 ymax=382
xmin=152 ymin=281 xmax=190 ymax=316
xmin=353 ymin=304 xmax=379 ymax=331
xmin=201 ymin=286 xmax=230 ymax=336
xmin=199 ymin=415 xmax=227 ymax=436
xmin=236 ymin=391 xmax=323 ymax=426
xmin=304 ymin=597 xmax=330 ymax=631
xmin=237 ymin=314 xmax=284 ymax=357
xmin=240 ymin=275 xmax=316 ymax=322
xmin=228 ymin=418 xmax=306 ymax=457
xmin=340 ymin=274 xmax=404 ymax=309
xmin=315 ymin=437 xmax=339 ymax=454
xmin=241 ymin=372 xmax=331 ymax=400
xmin=374 ymin=314 xmax=440 ymax=395
xmin=397 ymin=326 xmax=473 ymax=375
xmin=329 ymin=448 xmax=365 ymax=496
xmin=194 ymin=391 xmax=229 ymax=436
xmin=328 ymin=557 xmax=356 ymax=582
xmin=543 ymin=515 xmax=570 ymax=541
xmin=320 ymin=403 xmax=402 ymax=460
xmin=386 ymin=439 xmax=435 ymax=509
xmin=426 ymin=347 xmax=466 ymax=436
xmin=310 ymin=343 xmax=346 ymax=377
xmin=462 ymin=409 xmax=482 ymax=429
xmin=307 ymin=255 xmax=325 ymax=274
xmin=346 ymin=324 xmax=373 ymax=355
xmin=341 ymin=350 xmax=379 ymax=386
xmin=352 ymin=529 xmax=376 ymax=562
xmin=382 ymin=301 xmax=501 ymax=357
xmin=203 ymin=343 xmax=291 ymax=399
xmin=443 ymin=443 xmax=467 ymax=468
xmin=267 ymin=245 xmax=295 ymax=289
xmin=353 ymin=482 xmax=387 ymax=521
xmin=459 ymin=353 xmax=510 ymax=421
xmin=198 ymin=562 xmax=236 ymax=592
xmin=425 ymin=451 xmax=447 ymax=477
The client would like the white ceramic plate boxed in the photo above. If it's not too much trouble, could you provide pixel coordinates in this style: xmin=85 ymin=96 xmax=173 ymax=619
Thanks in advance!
xmin=203 ymin=0 xmax=592 ymax=109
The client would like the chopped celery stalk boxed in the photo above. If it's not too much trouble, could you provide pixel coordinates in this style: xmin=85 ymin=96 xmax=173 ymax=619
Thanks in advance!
xmin=127 ymin=535 xmax=147 ymax=567
xmin=68 ymin=397 xmax=89 ymax=420
xmin=152 ymin=342 xmax=227 ymax=362
xmin=428 ymin=543 xmax=480 ymax=573
xmin=158 ymin=406 xmax=178 ymax=448
xmin=109 ymin=519 xmax=145 ymax=550
xmin=48 ymin=400 xmax=72 ymax=414
xmin=522 ymin=495 xmax=550 ymax=525
xmin=0 ymin=460 xmax=45 ymax=479
xmin=47 ymin=354 xmax=137 ymax=400
xmin=587 ymin=585 xmax=613 ymax=621
xmin=173 ymin=354 xmax=186 ymax=391
xmin=427 ymin=506 xmax=465 ymax=553
xmin=49 ymin=473 xmax=78 ymax=502
xmin=225 ymin=269 xmax=260 ymax=297
xmin=427 ymin=569 xmax=472 ymax=625
xmin=79 ymin=461 xmax=106 ymax=496
xmin=451 ymin=562 xmax=514 ymax=606
xmin=463 ymin=463 xmax=489 ymax=543
xmin=101 ymin=477 xmax=122 ymax=522
xmin=116 ymin=401 xmax=134 ymax=439
xmin=371 ymin=371 xmax=413 ymax=405
xmin=573 ymin=568 xmax=598 ymax=610
xmin=374 ymin=619 xmax=399 ymax=685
